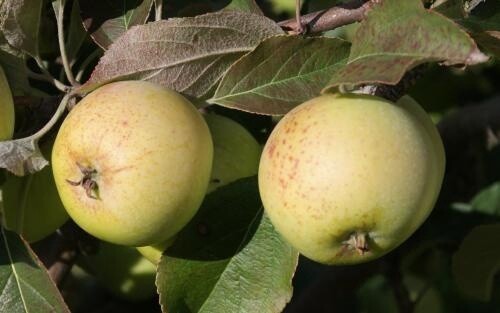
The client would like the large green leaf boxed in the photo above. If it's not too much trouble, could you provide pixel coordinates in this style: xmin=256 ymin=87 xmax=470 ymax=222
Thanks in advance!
xmin=80 ymin=0 xmax=154 ymax=50
xmin=452 ymin=224 xmax=500 ymax=301
xmin=0 ymin=226 xmax=70 ymax=312
xmin=157 ymin=177 xmax=298 ymax=313
xmin=78 ymin=11 xmax=283 ymax=100
xmin=209 ymin=35 xmax=350 ymax=115
xmin=323 ymin=0 xmax=488 ymax=91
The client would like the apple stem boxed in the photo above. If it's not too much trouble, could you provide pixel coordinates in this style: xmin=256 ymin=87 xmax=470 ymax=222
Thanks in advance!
xmin=344 ymin=232 xmax=369 ymax=255
xmin=66 ymin=163 xmax=100 ymax=200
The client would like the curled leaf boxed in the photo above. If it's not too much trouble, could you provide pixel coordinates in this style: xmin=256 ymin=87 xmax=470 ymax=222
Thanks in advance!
xmin=0 ymin=138 xmax=48 ymax=176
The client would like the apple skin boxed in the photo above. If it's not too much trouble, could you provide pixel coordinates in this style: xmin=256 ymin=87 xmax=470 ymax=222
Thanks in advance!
xmin=204 ymin=113 xmax=261 ymax=193
xmin=258 ymin=93 xmax=445 ymax=265
xmin=2 ymin=140 xmax=69 ymax=242
xmin=137 ymin=114 xmax=261 ymax=263
xmin=0 ymin=65 xmax=15 ymax=141
xmin=83 ymin=242 xmax=157 ymax=301
xmin=52 ymin=81 xmax=213 ymax=246
xmin=136 ymin=238 xmax=174 ymax=265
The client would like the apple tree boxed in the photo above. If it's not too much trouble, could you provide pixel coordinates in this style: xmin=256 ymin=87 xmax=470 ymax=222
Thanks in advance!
xmin=0 ymin=0 xmax=499 ymax=312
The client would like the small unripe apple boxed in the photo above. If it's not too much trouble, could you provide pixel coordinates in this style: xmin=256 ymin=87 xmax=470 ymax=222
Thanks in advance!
xmin=258 ymin=94 xmax=445 ymax=265
xmin=82 ymin=242 xmax=157 ymax=301
xmin=204 ymin=113 xmax=261 ymax=193
xmin=137 ymin=114 xmax=261 ymax=263
xmin=2 ymin=140 xmax=69 ymax=242
xmin=0 ymin=65 xmax=15 ymax=141
xmin=136 ymin=238 xmax=174 ymax=265
xmin=52 ymin=81 xmax=213 ymax=246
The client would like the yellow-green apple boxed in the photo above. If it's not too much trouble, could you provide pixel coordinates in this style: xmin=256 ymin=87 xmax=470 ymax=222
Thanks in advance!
xmin=0 ymin=65 xmax=14 ymax=141
xmin=52 ymin=81 xmax=213 ymax=246
xmin=82 ymin=242 xmax=157 ymax=301
xmin=204 ymin=113 xmax=261 ymax=192
xmin=2 ymin=139 xmax=69 ymax=242
xmin=137 ymin=113 xmax=262 ymax=263
xmin=258 ymin=93 xmax=445 ymax=265
xmin=136 ymin=238 xmax=174 ymax=265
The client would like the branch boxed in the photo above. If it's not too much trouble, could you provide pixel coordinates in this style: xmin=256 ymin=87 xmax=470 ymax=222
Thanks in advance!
xmin=155 ymin=0 xmax=163 ymax=21
xmin=278 ymin=0 xmax=375 ymax=34
xmin=33 ymin=57 xmax=71 ymax=92
xmin=75 ymin=49 xmax=102 ymax=83
xmin=383 ymin=256 xmax=414 ymax=313
xmin=55 ymin=0 xmax=79 ymax=87
xmin=355 ymin=65 xmax=429 ymax=102
xmin=32 ymin=221 xmax=98 ymax=287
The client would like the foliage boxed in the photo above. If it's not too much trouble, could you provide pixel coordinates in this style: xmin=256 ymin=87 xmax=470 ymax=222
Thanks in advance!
xmin=0 ymin=0 xmax=498 ymax=312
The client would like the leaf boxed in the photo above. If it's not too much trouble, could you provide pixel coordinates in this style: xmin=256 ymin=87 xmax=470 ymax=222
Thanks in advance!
xmin=78 ymin=11 xmax=283 ymax=100
xmin=0 ymin=35 xmax=31 ymax=96
xmin=210 ymin=35 xmax=350 ymax=115
xmin=157 ymin=177 xmax=298 ymax=313
xmin=436 ymin=0 xmax=500 ymax=57
xmin=469 ymin=182 xmax=500 ymax=215
xmin=452 ymin=182 xmax=500 ymax=216
xmin=80 ymin=0 xmax=154 ymax=50
xmin=0 ymin=0 xmax=43 ymax=57
xmin=224 ymin=0 xmax=263 ymax=15
xmin=452 ymin=224 xmax=500 ymax=301
xmin=0 ymin=138 xmax=48 ymax=176
xmin=0 ymin=226 xmax=70 ymax=312
xmin=65 ymin=0 xmax=87 ymax=64
xmin=323 ymin=0 xmax=489 ymax=92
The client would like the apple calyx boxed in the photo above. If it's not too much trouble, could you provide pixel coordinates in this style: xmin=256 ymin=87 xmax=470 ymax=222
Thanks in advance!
xmin=343 ymin=232 xmax=369 ymax=255
xmin=66 ymin=163 xmax=100 ymax=200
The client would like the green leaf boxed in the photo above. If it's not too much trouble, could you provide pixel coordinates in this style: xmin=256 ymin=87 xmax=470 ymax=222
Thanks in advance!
xmin=157 ymin=177 xmax=298 ymax=313
xmin=0 ymin=226 xmax=70 ymax=312
xmin=78 ymin=11 xmax=283 ymax=100
xmin=65 ymin=0 xmax=88 ymax=64
xmin=323 ymin=0 xmax=488 ymax=92
xmin=357 ymin=274 xmax=444 ymax=313
xmin=470 ymin=182 xmax=500 ymax=215
xmin=452 ymin=223 xmax=500 ymax=301
xmin=435 ymin=0 xmax=500 ymax=57
xmin=225 ymin=0 xmax=263 ymax=15
xmin=0 ymin=35 xmax=31 ymax=96
xmin=209 ymin=35 xmax=350 ymax=115
xmin=452 ymin=182 xmax=500 ymax=216
xmin=80 ymin=0 xmax=154 ymax=50
xmin=0 ymin=0 xmax=43 ymax=57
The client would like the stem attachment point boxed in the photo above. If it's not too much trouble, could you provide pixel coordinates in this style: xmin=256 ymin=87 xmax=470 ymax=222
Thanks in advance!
xmin=66 ymin=163 xmax=99 ymax=200
xmin=343 ymin=232 xmax=370 ymax=255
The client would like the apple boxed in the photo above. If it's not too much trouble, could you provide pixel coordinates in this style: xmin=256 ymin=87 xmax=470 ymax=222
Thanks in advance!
xmin=52 ymin=81 xmax=213 ymax=246
xmin=136 ymin=238 xmax=174 ymax=265
xmin=0 ymin=65 xmax=15 ymax=141
xmin=82 ymin=242 xmax=157 ymax=301
xmin=204 ymin=113 xmax=261 ymax=193
xmin=2 ymin=139 xmax=69 ymax=242
xmin=258 ymin=93 xmax=445 ymax=265
xmin=137 ymin=113 xmax=262 ymax=263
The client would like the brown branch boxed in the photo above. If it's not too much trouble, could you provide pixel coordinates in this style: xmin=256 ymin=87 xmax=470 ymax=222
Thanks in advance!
xmin=278 ymin=0 xmax=376 ymax=34
xmin=31 ymin=221 xmax=98 ymax=287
